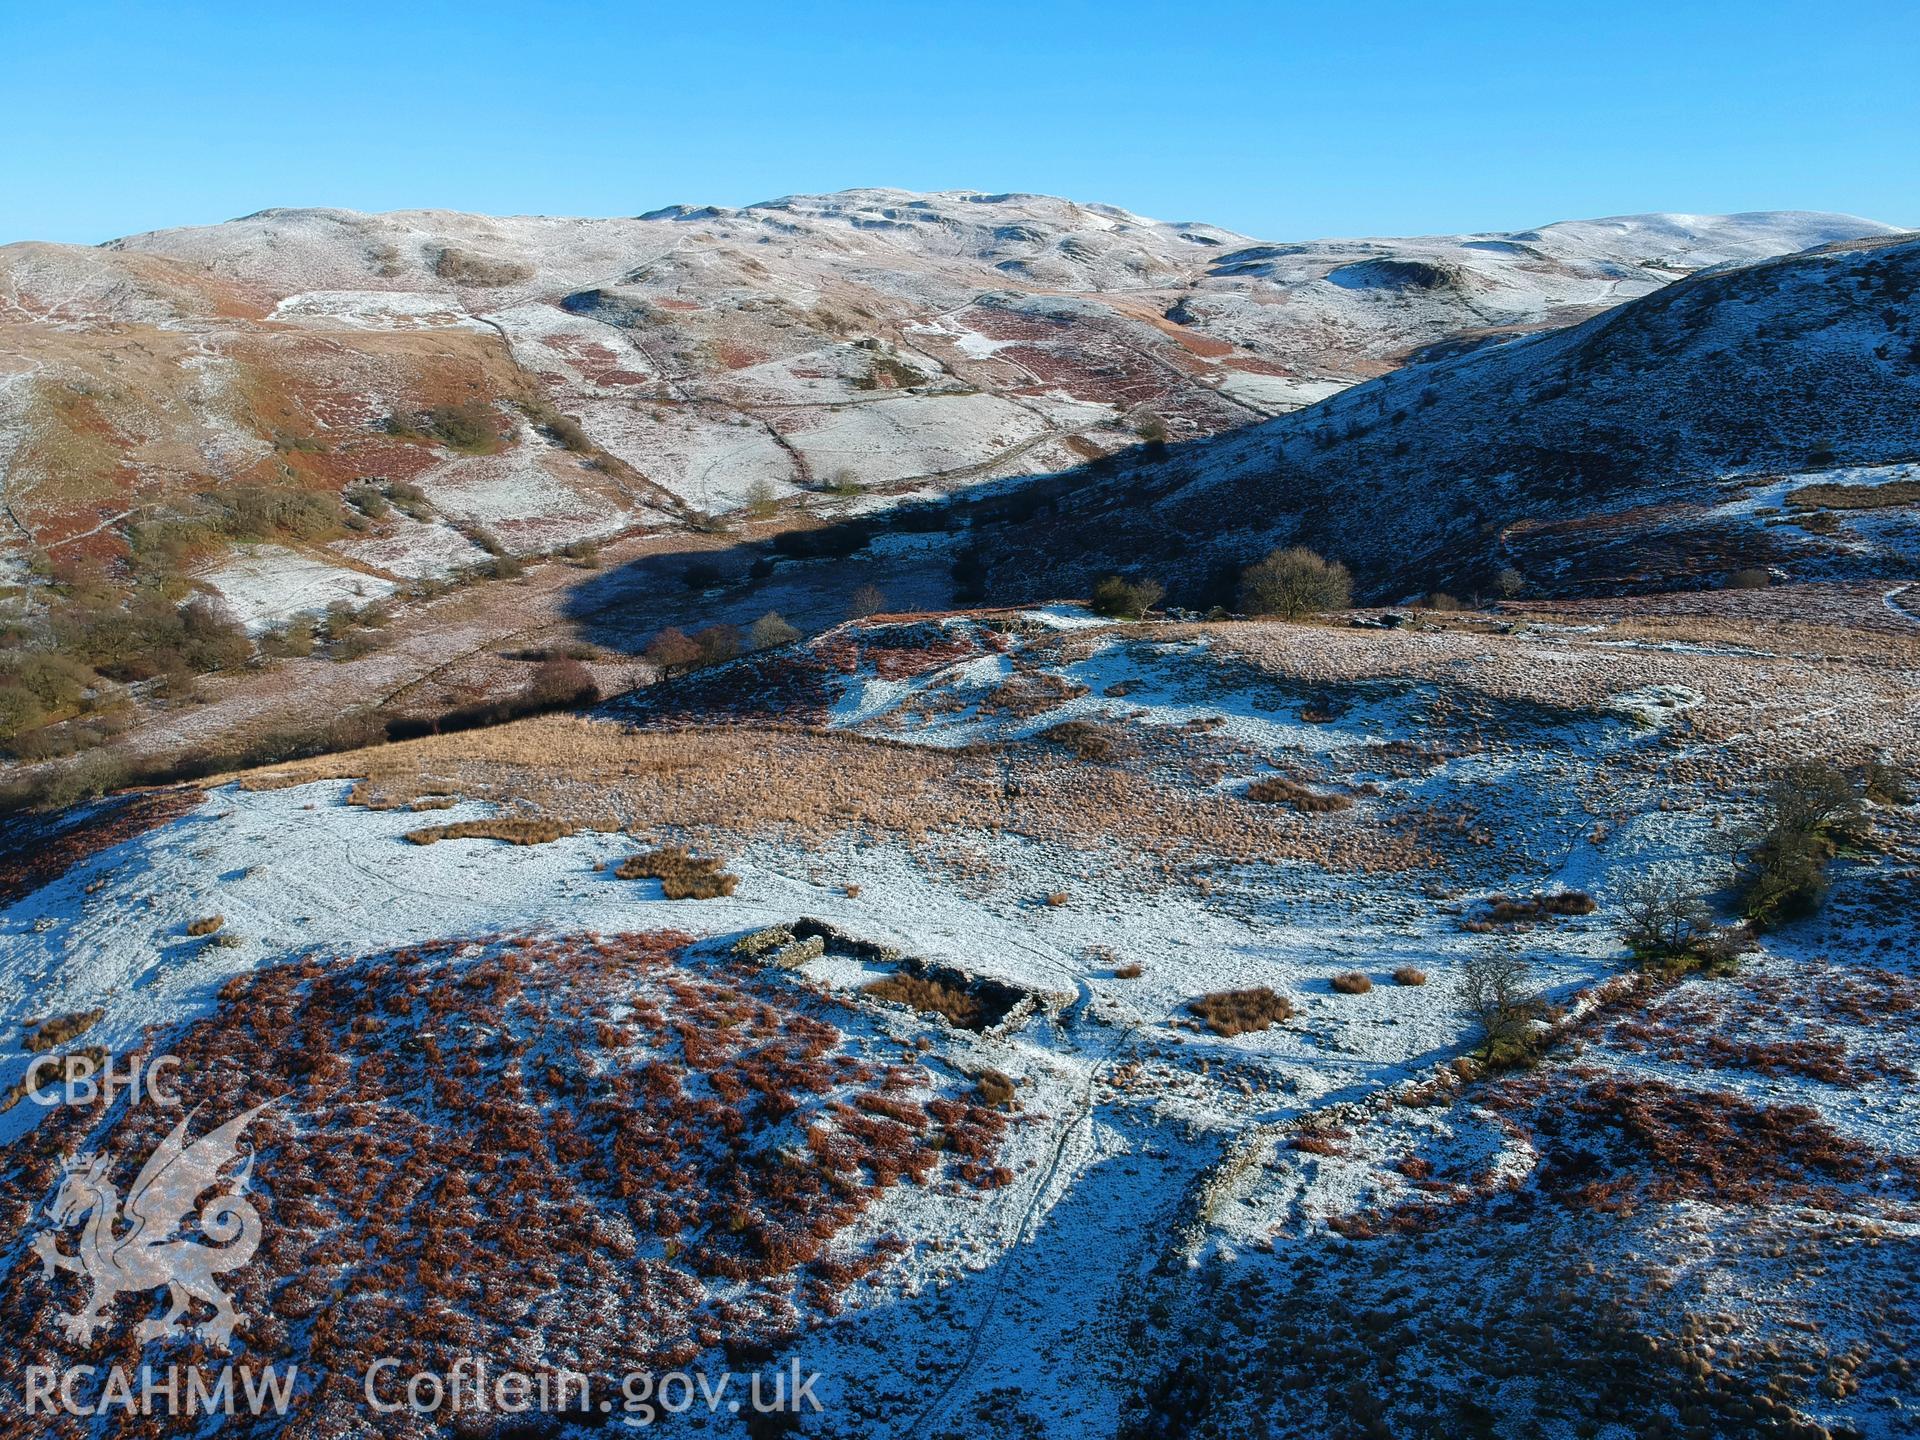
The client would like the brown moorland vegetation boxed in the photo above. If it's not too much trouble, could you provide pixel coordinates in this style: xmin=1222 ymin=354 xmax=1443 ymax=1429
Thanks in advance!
xmin=1189 ymin=987 xmax=1295 ymax=1037
xmin=615 ymin=846 xmax=740 ymax=899
xmin=0 ymin=932 xmax=1013 ymax=1438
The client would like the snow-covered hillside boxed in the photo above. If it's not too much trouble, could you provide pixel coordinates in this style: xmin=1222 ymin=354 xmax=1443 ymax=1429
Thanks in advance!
xmin=991 ymin=230 xmax=1920 ymax=601
xmin=4 ymin=602 xmax=1916 ymax=1437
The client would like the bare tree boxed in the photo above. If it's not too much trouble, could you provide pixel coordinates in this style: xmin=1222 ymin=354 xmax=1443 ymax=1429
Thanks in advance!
xmin=1457 ymin=947 xmax=1544 ymax=1064
xmin=1615 ymin=868 xmax=1714 ymax=958
xmin=849 ymin=583 xmax=888 ymax=619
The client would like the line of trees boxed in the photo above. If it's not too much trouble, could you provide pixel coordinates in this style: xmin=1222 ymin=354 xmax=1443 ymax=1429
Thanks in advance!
xmin=644 ymin=611 xmax=800 ymax=677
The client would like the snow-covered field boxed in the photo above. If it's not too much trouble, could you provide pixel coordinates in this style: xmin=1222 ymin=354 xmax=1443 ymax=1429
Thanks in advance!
xmin=202 ymin=544 xmax=396 ymax=631
xmin=7 ymin=603 xmax=1913 ymax=1435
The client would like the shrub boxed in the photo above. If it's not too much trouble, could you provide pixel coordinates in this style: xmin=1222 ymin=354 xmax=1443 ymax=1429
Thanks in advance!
xmin=1865 ymin=756 xmax=1910 ymax=805
xmin=537 ymin=412 xmax=592 ymax=453
xmin=1727 ymin=567 xmax=1771 ymax=589
xmin=1392 ymin=966 xmax=1427 ymax=986
xmin=22 ymin=1008 xmax=104 ymax=1052
xmin=420 ymin=402 xmax=502 ymax=454
xmin=385 ymin=479 xmax=433 ymax=520
xmin=694 ymin=624 xmax=742 ymax=667
xmin=1089 ymin=574 xmax=1165 ymax=620
xmin=749 ymin=611 xmax=800 ymax=651
xmin=615 ymin=846 xmax=739 ymax=898
xmin=187 ymin=915 xmax=225 ymax=937
xmin=1474 ymin=890 xmax=1598 ymax=927
xmin=329 ymin=629 xmax=387 ymax=662
xmin=1039 ymin=718 xmax=1131 ymax=764
xmin=682 ymin=560 xmax=724 ymax=591
xmin=432 ymin=247 xmax=532 ymax=287
xmin=0 ymin=684 xmax=44 ymax=743
xmin=522 ymin=657 xmax=599 ymax=708
xmin=744 ymin=477 xmax=781 ymax=519
xmin=950 ymin=546 xmax=989 ymax=603
xmin=849 ymin=583 xmax=889 ymax=619
xmin=1114 ymin=962 xmax=1144 ymax=979
xmin=1188 ymin=987 xmax=1293 ymax=1037
xmin=177 ymin=600 xmax=250 ymax=670
xmin=1330 ymin=972 xmax=1373 ymax=994
xmin=260 ymin=615 xmax=316 ymax=659
xmin=974 ymin=1069 xmax=1018 ymax=1108
xmin=1237 ymin=546 xmax=1352 ymax=619
xmin=346 ymin=484 xmax=390 ymax=519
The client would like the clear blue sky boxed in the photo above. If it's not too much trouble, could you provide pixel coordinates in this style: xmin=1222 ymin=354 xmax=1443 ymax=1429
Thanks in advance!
xmin=3 ymin=0 xmax=1915 ymax=245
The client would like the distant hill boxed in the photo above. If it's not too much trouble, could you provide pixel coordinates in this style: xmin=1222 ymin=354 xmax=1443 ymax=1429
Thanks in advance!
xmin=986 ymin=231 xmax=1920 ymax=601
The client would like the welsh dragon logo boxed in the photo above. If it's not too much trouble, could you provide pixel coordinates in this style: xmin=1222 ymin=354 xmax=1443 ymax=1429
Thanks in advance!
xmin=32 ymin=1103 xmax=269 ymax=1350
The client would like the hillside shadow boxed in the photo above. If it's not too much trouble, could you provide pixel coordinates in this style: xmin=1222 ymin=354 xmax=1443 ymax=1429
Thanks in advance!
xmin=557 ymin=435 xmax=1219 ymax=659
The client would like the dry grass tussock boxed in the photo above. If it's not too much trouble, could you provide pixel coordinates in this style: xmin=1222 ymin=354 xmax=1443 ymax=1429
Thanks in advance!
xmin=1246 ymin=775 xmax=1354 ymax=812
xmin=1330 ymin=971 xmax=1374 ymax=995
xmin=226 ymin=715 xmax=1434 ymax=870
xmin=1189 ymin=987 xmax=1294 ymax=1037
xmin=615 ymin=846 xmax=739 ymax=899
xmin=22 ymin=1009 xmax=103 ymax=1053
xmin=403 ymin=817 xmax=577 ymax=846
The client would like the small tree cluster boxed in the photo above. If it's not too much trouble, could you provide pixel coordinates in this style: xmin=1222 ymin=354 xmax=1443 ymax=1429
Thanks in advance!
xmin=1615 ymin=868 xmax=1717 ymax=964
xmin=1237 ymin=546 xmax=1352 ymax=619
xmin=645 ymin=623 xmax=744 ymax=677
xmin=1736 ymin=761 xmax=1866 ymax=928
xmin=1089 ymin=574 xmax=1165 ymax=620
